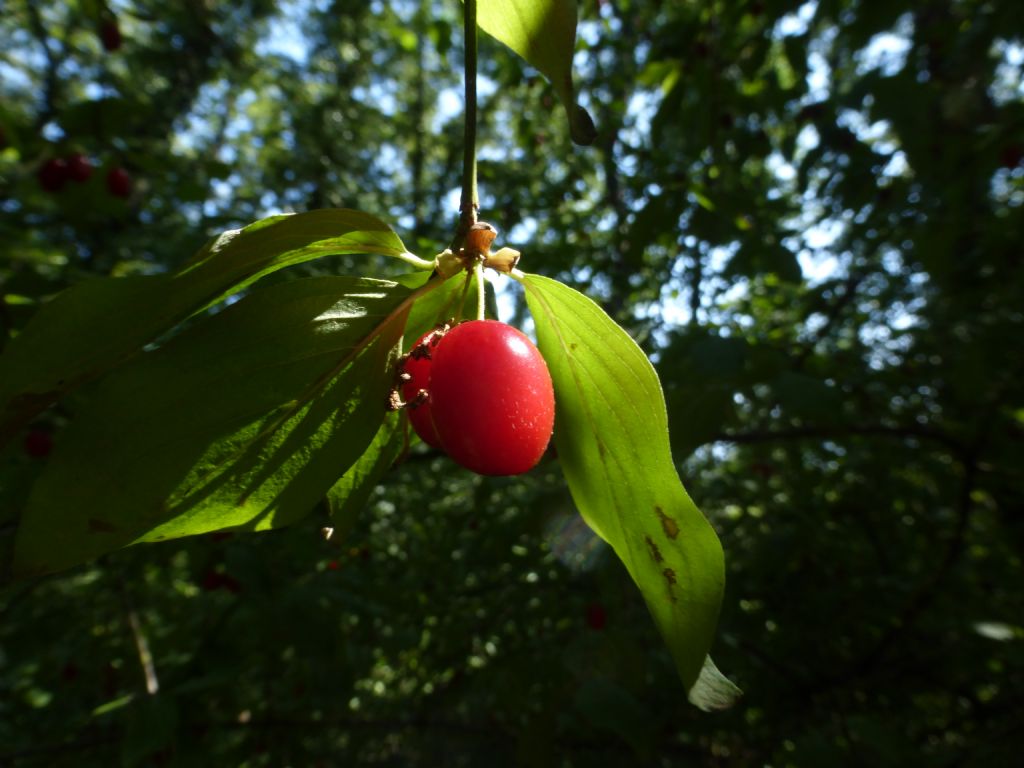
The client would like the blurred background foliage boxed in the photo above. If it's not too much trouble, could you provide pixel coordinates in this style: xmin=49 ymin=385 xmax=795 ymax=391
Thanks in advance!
xmin=2 ymin=0 xmax=1023 ymax=765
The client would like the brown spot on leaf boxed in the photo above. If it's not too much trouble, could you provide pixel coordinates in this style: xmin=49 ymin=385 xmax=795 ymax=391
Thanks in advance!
xmin=569 ymin=342 xmax=578 ymax=351
xmin=663 ymin=567 xmax=678 ymax=602
xmin=596 ymin=439 xmax=606 ymax=459
xmin=87 ymin=518 xmax=117 ymax=533
xmin=644 ymin=535 xmax=664 ymax=563
xmin=656 ymin=506 xmax=679 ymax=539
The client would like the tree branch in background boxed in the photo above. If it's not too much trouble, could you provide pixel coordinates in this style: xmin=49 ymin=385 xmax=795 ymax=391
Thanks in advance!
xmin=849 ymin=452 xmax=977 ymax=676
xmin=26 ymin=2 xmax=62 ymax=130
xmin=793 ymin=270 xmax=868 ymax=369
xmin=410 ymin=5 xmax=428 ymax=238
xmin=848 ymin=394 xmax=1001 ymax=676
xmin=592 ymin=4 xmax=640 ymax=320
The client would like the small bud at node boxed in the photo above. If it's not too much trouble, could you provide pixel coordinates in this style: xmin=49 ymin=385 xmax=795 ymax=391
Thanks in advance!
xmin=484 ymin=247 xmax=521 ymax=274
xmin=465 ymin=222 xmax=498 ymax=259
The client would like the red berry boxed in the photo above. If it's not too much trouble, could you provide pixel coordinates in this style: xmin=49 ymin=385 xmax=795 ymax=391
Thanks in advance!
xmin=585 ymin=602 xmax=607 ymax=631
xmin=200 ymin=568 xmax=242 ymax=593
xmin=66 ymin=153 xmax=93 ymax=182
xmin=37 ymin=158 xmax=69 ymax=192
xmin=106 ymin=166 xmax=131 ymax=198
xmin=402 ymin=329 xmax=446 ymax=448
xmin=200 ymin=569 xmax=223 ymax=591
xmin=24 ymin=430 xmax=53 ymax=458
xmin=427 ymin=319 xmax=554 ymax=476
xmin=100 ymin=19 xmax=122 ymax=52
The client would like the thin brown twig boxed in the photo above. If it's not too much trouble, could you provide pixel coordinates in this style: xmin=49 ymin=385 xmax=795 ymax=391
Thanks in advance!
xmin=118 ymin=579 xmax=160 ymax=695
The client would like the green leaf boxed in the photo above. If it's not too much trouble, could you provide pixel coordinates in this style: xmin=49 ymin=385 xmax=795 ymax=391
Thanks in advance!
xmin=399 ymin=269 xmax=485 ymax=350
xmin=476 ymin=0 xmax=597 ymax=145
xmin=519 ymin=273 xmax=737 ymax=710
xmin=727 ymin=240 xmax=802 ymax=283
xmin=771 ymin=371 xmax=842 ymax=422
xmin=666 ymin=388 xmax=737 ymax=459
xmin=626 ymin=192 xmax=683 ymax=265
xmin=659 ymin=333 xmax=747 ymax=457
xmin=0 ymin=209 xmax=417 ymax=447
xmin=121 ymin=694 xmax=178 ymax=767
xmin=61 ymin=97 xmax=155 ymax=140
xmin=687 ymin=656 xmax=743 ymax=713
xmin=325 ymin=412 xmax=405 ymax=541
xmin=13 ymin=276 xmax=411 ymax=576
xmin=320 ymin=269 xmax=486 ymax=538
xmin=573 ymin=677 xmax=655 ymax=755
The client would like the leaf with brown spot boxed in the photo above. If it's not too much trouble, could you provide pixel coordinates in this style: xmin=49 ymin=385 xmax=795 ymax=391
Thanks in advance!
xmin=656 ymin=506 xmax=680 ymax=539
xmin=522 ymin=273 xmax=739 ymax=711
xmin=662 ymin=567 xmax=679 ymax=602
xmin=644 ymin=535 xmax=664 ymax=563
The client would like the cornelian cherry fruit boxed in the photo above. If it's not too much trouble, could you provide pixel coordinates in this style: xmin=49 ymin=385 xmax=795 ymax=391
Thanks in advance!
xmin=401 ymin=329 xmax=445 ymax=449
xmin=24 ymin=429 xmax=53 ymax=458
xmin=66 ymin=153 xmax=93 ymax=182
xmin=100 ymin=19 xmax=122 ymax=52
xmin=37 ymin=158 xmax=69 ymax=192
xmin=405 ymin=320 xmax=555 ymax=476
xmin=585 ymin=601 xmax=608 ymax=631
xmin=106 ymin=167 xmax=132 ymax=198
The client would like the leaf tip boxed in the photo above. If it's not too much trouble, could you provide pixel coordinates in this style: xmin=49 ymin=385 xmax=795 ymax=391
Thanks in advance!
xmin=569 ymin=104 xmax=598 ymax=146
xmin=687 ymin=655 xmax=742 ymax=712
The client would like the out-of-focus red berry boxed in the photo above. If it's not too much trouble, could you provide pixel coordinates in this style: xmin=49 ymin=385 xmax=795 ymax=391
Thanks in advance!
xmin=200 ymin=570 xmax=221 ymax=591
xmin=585 ymin=602 xmax=607 ymax=631
xmin=37 ymin=158 xmax=69 ymax=192
xmin=24 ymin=430 xmax=53 ymax=458
xmin=106 ymin=166 xmax=132 ymax=198
xmin=200 ymin=569 xmax=242 ymax=594
xmin=1001 ymin=144 xmax=1023 ymax=170
xmin=66 ymin=153 xmax=93 ymax=182
xmin=401 ymin=329 xmax=446 ymax=449
xmin=100 ymin=19 xmax=122 ymax=52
